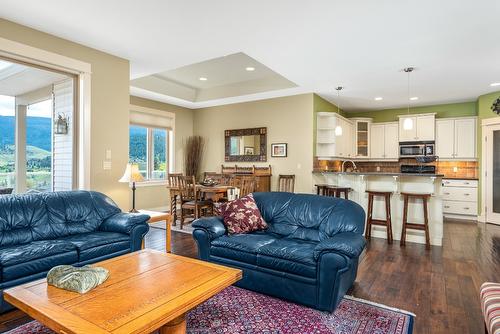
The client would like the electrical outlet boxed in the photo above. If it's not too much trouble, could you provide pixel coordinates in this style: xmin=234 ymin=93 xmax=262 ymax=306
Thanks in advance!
xmin=105 ymin=149 xmax=112 ymax=160
xmin=376 ymin=166 xmax=381 ymax=172
xmin=103 ymin=161 xmax=112 ymax=170
xmin=453 ymin=166 xmax=458 ymax=173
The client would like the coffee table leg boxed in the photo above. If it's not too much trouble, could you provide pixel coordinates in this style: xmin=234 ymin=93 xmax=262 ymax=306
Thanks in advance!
xmin=159 ymin=314 xmax=186 ymax=334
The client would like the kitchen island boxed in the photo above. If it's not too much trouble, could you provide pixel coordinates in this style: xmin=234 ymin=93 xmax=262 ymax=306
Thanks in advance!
xmin=313 ymin=171 xmax=445 ymax=246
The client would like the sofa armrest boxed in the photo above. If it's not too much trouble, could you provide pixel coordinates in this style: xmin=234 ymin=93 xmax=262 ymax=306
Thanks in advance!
xmin=314 ymin=232 xmax=366 ymax=260
xmin=192 ymin=216 xmax=226 ymax=240
xmin=100 ymin=212 xmax=150 ymax=234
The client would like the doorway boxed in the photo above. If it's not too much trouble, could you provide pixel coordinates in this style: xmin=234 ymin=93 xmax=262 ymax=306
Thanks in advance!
xmin=483 ymin=121 xmax=500 ymax=225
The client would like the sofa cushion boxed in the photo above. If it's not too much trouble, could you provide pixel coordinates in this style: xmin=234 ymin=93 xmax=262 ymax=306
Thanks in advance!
xmin=256 ymin=238 xmax=318 ymax=278
xmin=219 ymin=194 xmax=267 ymax=234
xmin=211 ymin=233 xmax=277 ymax=264
xmin=0 ymin=240 xmax=78 ymax=281
xmin=62 ymin=232 xmax=130 ymax=262
xmin=252 ymin=192 xmax=366 ymax=242
xmin=62 ymin=232 xmax=130 ymax=251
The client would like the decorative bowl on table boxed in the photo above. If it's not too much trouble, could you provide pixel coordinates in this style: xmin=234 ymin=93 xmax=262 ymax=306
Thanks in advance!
xmin=200 ymin=178 xmax=219 ymax=187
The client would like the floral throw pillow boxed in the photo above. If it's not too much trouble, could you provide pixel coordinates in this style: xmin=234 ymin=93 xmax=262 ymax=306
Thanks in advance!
xmin=219 ymin=194 xmax=267 ymax=234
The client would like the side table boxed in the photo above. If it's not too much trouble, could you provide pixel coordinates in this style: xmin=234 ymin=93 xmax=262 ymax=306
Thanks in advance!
xmin=138 ymin=209 xmax=172 ymax=253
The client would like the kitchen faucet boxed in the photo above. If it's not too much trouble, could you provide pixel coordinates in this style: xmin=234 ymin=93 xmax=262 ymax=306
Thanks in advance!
xmin=341 ymin=160 xmax=358 ymax=173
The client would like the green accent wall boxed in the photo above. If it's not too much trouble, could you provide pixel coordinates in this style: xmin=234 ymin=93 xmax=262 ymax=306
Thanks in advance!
xmin=476 ymin=90 xmax=500 ymax=215
xmin=313 ymin=94 xmax=343 ymax=156
xmin=347 ymin=101 xmax=477 ymax=122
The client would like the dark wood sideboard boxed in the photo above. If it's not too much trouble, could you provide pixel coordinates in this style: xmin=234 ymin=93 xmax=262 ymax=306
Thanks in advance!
xmin=221 ymin=165 xmax=272 ymax=192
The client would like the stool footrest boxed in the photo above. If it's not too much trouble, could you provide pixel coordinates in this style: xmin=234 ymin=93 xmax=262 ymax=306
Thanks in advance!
xmin=370 ymin=219 xmax=391 ymax=226
xmin=405 ymin=223 xmax=426 ymax=230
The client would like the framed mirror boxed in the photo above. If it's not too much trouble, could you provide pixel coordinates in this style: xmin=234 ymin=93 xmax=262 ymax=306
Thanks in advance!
xmin=225 ymin=127 xmax=267 ymax=162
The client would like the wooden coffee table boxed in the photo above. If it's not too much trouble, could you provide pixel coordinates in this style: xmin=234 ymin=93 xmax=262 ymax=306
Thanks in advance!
xmin=4 ymin=250 xmax=242 ymax=334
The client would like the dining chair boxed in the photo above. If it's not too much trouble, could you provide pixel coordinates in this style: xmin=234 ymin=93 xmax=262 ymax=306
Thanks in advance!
xmin=179 ymin=176 xmax=213 ymax=229
xmin=278 ymin=174 xmax=295 ymax=193
xmin=235 ymin=176 xmax=256 ymax=197
xmin=167 ymin=173 xmax=183 ymax=225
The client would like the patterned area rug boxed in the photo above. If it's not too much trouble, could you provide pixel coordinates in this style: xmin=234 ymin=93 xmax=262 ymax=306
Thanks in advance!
xmin=6 ymin=286 xmax=414 ymax=334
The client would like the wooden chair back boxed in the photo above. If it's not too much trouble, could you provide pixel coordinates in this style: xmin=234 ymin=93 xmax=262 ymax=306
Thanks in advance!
xmin=238 ymin=176 xmax=256 ymax=197
xmin=178 ymin=175 xmax=197 ymax=202
xmin=167 ymin=173 xmax=183 ymax=187
xmin=278 ymin=175 xmax=295 ymax=192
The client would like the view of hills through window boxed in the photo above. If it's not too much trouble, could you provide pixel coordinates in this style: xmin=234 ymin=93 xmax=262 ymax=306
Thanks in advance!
xmin=0 ymin=95 xmax=53 ymax=192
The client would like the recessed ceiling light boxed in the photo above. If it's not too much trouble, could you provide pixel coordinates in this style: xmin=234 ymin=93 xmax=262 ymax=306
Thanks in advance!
xmin=199 ymin=77 xmax=207 ymax=81
xmin=410 ymin=97 xmax=419 ymax=101
xmin=245 ymin=67 xmax=255 ymax=71
xmin=374 ymin=97 xmax=383 ymax=101
xmin=490 ymin=82 xmax=500 ymax=87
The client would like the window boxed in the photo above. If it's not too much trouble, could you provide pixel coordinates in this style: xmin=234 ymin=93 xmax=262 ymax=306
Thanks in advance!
xmin=129 ymin=125 xmax=170 ymax=181
xmin=0 ymin=95 xmax=15 ymax=190
xmin=26 ymin=99 xmax=53 ymax=192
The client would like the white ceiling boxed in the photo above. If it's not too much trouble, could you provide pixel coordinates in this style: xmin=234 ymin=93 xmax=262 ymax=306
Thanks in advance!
xmin=1 ymin=0 xmax=500 ymax=111
xmin=0 ymin=60 xmax=68 ymax=96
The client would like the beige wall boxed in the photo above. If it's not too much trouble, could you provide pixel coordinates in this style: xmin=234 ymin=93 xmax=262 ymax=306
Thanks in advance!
xmin=129 ymin=96 xmax=194 ymax=210
xmin=194 ymin=94 xmax=315 ymax=193
xmin=0 ymin=18 xmax=132 ymax=209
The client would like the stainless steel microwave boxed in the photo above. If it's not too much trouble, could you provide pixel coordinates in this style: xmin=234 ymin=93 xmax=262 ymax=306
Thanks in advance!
xmin=399 ymin=142 xmax=435 ymax=158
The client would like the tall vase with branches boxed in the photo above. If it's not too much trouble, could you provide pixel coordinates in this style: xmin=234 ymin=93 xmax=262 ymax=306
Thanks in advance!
xmin=184 ymin=136 xmax=205 ymax=178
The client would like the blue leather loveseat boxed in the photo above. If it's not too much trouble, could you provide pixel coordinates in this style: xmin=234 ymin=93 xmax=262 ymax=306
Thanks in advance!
xmin=0 ymin=190 xmax=149 ymax=312
xmin=192 ymin=192 xmax=366 ymax=312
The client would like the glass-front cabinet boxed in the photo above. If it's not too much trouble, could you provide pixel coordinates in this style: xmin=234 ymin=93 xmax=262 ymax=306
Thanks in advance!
xmin=351 ymin=118 xmax=372 ymax=158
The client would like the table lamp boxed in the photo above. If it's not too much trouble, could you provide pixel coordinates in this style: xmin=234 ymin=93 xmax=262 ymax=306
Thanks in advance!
xmin=119 ymin=163 xmax=144 ymax=212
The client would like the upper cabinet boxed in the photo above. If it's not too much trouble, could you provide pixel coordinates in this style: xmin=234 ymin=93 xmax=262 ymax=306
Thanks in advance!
xmin=316 ymin=112 xmax=354 ymax=158
xmin=436 ymin=117 xmax=476 ymax=159
xmin=370 ymin=122 xmax=399 ymax=160
xmin=398 ymin=113 xmax=436 ymax=142
xmin=351 ymin=118 xmax=372 ymax=158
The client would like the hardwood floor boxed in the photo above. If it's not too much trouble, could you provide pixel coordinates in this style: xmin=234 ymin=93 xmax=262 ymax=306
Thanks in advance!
xmin=1 ymin=219 xmax=499 ymax=333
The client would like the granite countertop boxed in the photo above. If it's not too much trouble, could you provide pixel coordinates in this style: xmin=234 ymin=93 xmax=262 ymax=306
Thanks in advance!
xmin=312 ymin=170 xmax=445 ymax=177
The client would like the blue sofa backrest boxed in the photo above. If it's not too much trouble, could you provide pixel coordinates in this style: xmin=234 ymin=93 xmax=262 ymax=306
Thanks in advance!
xmin=0 ymin=191 xmax=121 ymax=247
xmin=253 ymin=192 xmax=365 ymax=242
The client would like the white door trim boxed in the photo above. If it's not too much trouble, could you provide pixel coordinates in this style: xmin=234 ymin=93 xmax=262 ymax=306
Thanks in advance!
xmin=0 ymin=36 xmax=92 ymax=190
xmin=481 ymin=117 xmax=500 ymax=224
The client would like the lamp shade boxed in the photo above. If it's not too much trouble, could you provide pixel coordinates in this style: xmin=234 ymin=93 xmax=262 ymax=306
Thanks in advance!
xmin=119 ymin=163 xmax=144 ymax=183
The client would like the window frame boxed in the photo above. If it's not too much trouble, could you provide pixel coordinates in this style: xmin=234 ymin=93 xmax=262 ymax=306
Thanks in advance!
xmin=129 ymin=124 xmax=172 ymax=185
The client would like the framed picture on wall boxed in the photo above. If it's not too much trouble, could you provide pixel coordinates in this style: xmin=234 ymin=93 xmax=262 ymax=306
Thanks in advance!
xmin=271 ymin=143 xmax=287 ymax=157
xmin=244 ymin=147 xmax=254 ymax=155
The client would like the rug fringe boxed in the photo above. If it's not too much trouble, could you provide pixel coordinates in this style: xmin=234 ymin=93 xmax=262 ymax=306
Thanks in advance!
xmin=344 ymin=294 xmax=416 ymax=317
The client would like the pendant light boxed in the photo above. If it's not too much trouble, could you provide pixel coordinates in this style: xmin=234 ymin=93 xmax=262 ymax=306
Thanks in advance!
xmin=334 ymin=86 xmax=343 ymax=136
xmin=403 ymin=67 xmax=414 ymax=130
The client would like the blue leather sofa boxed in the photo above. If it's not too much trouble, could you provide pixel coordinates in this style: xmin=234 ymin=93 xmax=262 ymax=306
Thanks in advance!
xmin=0 ymin=190 xmax=149 ymax=312
xmin=192 ymin=192 xmax=366 ymax=312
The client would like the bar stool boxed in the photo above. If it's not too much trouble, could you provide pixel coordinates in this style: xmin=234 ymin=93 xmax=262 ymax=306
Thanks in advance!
xmin=400 ymin=192 xmax=431 ymax=250
xmin=325 ymin=186 xmax=351 ymax=200
xmin=365 ymin=190 xmax=393 ymax=243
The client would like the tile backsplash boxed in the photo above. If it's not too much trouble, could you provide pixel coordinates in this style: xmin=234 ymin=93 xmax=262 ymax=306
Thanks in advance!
xmin=314 ymin=158 xmax=478 ymax=179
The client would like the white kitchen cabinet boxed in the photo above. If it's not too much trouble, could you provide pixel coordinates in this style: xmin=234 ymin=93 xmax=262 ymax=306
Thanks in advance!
xmin=435 ymin=119 xmax=454 ymax=158
xmin=384 ymin=123 xmax=399 ymax=159
xmin=442 ymin=178 xmax=478 ymax=218
xmin=398 ymin=116 xmax=417 ymax=142
xmin=351 ymin=118 xmax=372 ymax=158
xmin=416 ymin=115 xmax=435 ymax=141
xmin=316 ymin=112 xmax=354 ymax=158
xmin=370 ymin=124 xmax=385 ymax=159
xmin=370 ymin=122 xmax=399 ymax=160
xmin=454 ymin=118 xmax=476 ymax=158
xmin=398 ymin=113 xmax=436 ymax=142
xmin=436 ymin=117 xmax=476 ymax=159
